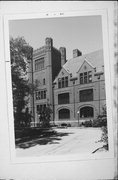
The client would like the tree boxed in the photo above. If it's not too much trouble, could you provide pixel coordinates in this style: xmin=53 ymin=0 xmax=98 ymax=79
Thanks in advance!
xmin=10 ymin=37 xmax=33 ymax=127
xmin=93 ymin=104 xmax=108 ymax=150
xmin=37 ymin=104 xmax=52 ymax=128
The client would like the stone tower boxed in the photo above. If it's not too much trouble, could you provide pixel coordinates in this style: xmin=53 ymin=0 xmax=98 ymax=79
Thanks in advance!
xmin=45 ymin=37 xmax=53 ymax=106
xmin=29 ymin=37 xmax=62 ymax=126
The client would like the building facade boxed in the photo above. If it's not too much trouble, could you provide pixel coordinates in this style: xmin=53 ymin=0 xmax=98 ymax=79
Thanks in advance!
xmin=53 ymin=49 xmax=106 ymax=126
xmin=28 ymin=37 xmax=66 ymax=126
xmin=29 ymin=38 xmax=106 ymax=126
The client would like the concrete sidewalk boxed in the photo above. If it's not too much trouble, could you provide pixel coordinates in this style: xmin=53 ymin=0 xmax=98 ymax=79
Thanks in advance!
xmin=16 ymin=127 xmax=105 ymax=157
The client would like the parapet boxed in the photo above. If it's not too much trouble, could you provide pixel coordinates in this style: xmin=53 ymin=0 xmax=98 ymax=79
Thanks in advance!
xmin=45 ymin=37 xmax=53 ymax=47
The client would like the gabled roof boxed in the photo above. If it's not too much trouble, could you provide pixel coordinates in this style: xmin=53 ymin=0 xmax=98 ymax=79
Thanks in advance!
xmin=54 ymin=66 xmax=70 ymax=83
xmin=77 ymin=59 xmax=94 ymax=74
xmin=63 ymin=49 xmax=104 ymax=77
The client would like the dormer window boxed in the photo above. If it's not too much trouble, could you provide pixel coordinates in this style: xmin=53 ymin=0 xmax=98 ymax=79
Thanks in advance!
xmin=80 ymin=71 xmax=92 ymax=84
xmin=58 ymin=76 xmax=68 ymax=88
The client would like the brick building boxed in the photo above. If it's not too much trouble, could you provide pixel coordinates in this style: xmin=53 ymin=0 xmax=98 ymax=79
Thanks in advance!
xmin=28 ymin=37 xmax=65 ymax=126
xmin=28 ymin=38 xmax=106 ymax=126
xmin=54 ymin=49 xmax=106 ymax=126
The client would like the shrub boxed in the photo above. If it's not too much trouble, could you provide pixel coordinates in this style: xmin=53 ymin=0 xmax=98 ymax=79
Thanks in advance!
xmin=84 ymin=120 xmax=92 ymax=127
xmin=100 ymin=126 xmax=108 ymax=150
xmin=67 ymin=123 xmax=71 ymax=127
xmin=92 ymin=116 xmax=107 ymax=127
xmin=101 ymin=126 xmax=108 ymax=143
xmin=93 ymin=105 xmax=107 ymax=127
xmin=61 ymin=123 xmax=67 ymax=126
xmin=97 ymin=104 xmax=108 ymax=149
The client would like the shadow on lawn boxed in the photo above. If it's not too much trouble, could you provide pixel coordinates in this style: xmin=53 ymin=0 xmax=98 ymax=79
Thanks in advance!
xmin=15 ymin=129 xmax=73 ymax=149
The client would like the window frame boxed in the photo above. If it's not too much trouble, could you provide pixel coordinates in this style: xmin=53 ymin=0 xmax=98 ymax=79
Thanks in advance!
xmin=79 ymin=88 xmax=93 ymax=102
xmin=80 ymin=71 xmax=92 ymax=84
xmin=35 ymin=57 xmax=44 ymax=71
xmin=58 ymin=92 xmax=70 ymax=105
xmin=35 ymin=90 xmax=46 ymax=100
xmin=58 ymin=76 xmax=68 ymax=89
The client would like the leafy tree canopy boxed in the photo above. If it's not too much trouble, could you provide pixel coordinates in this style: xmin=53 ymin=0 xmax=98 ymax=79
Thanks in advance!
xmin=10 ymin=37 xmax=33 ymax=127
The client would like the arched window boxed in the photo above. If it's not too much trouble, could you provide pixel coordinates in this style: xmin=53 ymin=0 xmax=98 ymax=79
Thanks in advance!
xmin=59 ymin=108 xmax=70 ymax=119
xmin=80 ymin=106 xmax=94 ymax=118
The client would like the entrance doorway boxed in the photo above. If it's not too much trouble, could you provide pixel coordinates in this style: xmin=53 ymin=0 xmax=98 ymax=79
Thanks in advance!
xmin=80 ymin=106 xmax=94 ymax=118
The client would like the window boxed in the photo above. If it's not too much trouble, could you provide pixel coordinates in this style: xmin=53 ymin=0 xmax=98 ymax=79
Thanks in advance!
xmin=44 ymin=90 xmax=46 ymax=99
xmin=41 ymin=91 xmax=43 ymax=99
xmin=59 ymin=109 xmax=70 ymax=119
xmin=43 ymin=78 xmax=45 ymax=85
xmin=80 ymin=106 xmax=94 ymax=118
xmin=36 ymin=92 xmax=39 ymax=100
xmin=35 ymin=58 xmax=44 ymax=71
xmin=35 ymin=90 xmax=46 ymax=100
xmin=80 ymin=71 xmax=92 ymax=84
xmin=58 ymin=76 xmax=68 ymax=88
xmin=84 ymin=72 xmax=87 ymax=84
xmin=79 ymin=89 xmax=93 ymax=102
xmin=80 ymin=73 xmax=83 ymax=84
xmin=37 ymin=104 xmax=46 ymax=113
xmin=38 ymin=91 xmax=41 ymax=99
xmin=88 ymin=71 xmax=92 ymax=83
xmin=58 ymin=93 xmax=69 ymax=104
xmin=65 ymin=77 xmax=68 ymax=87
xmin=37 ymin=105 xmax=40 ymax=112
xmin=62 ymin=77 xmax=64 ymax=88
xmin=58 ymin=78 xmax=61 ymax=88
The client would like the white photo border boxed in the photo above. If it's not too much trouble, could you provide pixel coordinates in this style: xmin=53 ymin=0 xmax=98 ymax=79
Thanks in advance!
xmin=4 ymin=9 xmax=114 ymax=164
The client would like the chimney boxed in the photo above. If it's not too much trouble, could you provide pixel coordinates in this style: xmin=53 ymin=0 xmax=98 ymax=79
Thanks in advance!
xmin=73 ymin=49 xmax=82 ymax=58
xmin=59 ymin=47 xmax=66 ymax=67
xmin=45 ymin=37 xmax=53 ymax=47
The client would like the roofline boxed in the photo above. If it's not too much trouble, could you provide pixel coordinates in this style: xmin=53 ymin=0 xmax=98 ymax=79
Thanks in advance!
xmin=53 ymin=66 xmax=70 ymax=83
xmin=68 ymin=49 xmax=103 ymax=61
xmin=76 ymin=59 xmax=94 ymax=74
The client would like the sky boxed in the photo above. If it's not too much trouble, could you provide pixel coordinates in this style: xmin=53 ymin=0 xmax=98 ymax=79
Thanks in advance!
xmin=9 ymin=15 xmax=103 ymax=60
